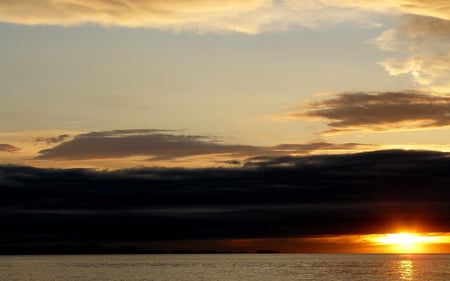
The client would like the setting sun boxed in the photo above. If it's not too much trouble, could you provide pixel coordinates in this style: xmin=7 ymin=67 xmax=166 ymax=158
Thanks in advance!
xmin=368 ymin=233 xmax=446 ymax=253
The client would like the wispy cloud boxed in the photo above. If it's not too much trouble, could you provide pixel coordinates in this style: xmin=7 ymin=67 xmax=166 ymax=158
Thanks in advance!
xmin=1 ymin=1 xmax=448 ymax=29
xmin=0 ymin=0 xmax=266 ymax=32
xmin=2 ymin=1 xmax=448 ymax=87
xmin=0 ymin=0 xmax=389 ymax=33
xmin=272 ymin=142 xmax=374 ymax=154
xmin=390 ymin=0 xmax=450 ymax=20
xmin=0 ymin=144 xmax=20 ymax=153
xmin=2 ymin=1 xmax=448 ymax=88
xmin=280 ymin=91 xmax=450 ymax=134
xmin=35 ymin=134 xmax=71 ymax=144
xmin=322 ymin=0 xmax=450 ymax=20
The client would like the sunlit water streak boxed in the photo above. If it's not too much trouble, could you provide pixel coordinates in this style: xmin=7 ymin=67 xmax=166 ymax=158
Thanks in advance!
xmin=0 ymin=254 xmax=448 ymax=281
xmin=399 ymin=260 xmax=413 ymax=281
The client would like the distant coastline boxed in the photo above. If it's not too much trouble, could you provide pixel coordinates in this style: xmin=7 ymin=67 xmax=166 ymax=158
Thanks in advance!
xmin=0 ymin=245 xmax=280 ymax=255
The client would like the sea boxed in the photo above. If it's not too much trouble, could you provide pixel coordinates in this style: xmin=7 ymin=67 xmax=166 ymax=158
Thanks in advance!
xmin=0 ymin=254 xmax=448 ymax=281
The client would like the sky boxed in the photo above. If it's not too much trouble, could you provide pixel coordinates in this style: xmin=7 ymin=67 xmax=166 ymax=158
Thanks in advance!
xmin=0 ymin=0 xmax=450 ymax=253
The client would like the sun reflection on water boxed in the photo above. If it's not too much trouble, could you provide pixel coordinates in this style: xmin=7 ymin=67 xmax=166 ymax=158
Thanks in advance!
xmin=398 ymin=259 xmax=413 ymax=281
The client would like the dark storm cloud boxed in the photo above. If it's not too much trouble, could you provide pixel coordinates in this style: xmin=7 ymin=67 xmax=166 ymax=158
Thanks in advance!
xmin=1 ymin=150 xmax=449 ymax=249
xmin=0 ymin=144 xmax=20 ymax=153
xmin=35 ymin=129 xmax=373 ymax=161
xmin=289 ymin=91 xmax=450 ymax=134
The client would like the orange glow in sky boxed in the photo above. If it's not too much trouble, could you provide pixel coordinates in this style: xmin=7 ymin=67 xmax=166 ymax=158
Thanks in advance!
xmin=363 ymin=232 xmax=450 ymax=253
xmin=170 ymin=232 xmax=450 ymax=254
xmin=244 ymin=232 xmax=450 ymax=253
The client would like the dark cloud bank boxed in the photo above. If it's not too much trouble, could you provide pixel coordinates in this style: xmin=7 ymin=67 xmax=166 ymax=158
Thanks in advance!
xmin=1 ymin=150 xmax=449 ymax=253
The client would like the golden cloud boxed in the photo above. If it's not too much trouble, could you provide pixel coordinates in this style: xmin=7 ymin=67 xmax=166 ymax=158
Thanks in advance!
xmin=320 ymin=0 xmax=450 ymax=20
xmin=0 ymin=0 xmax=271 ymax=33
xmin=378 ymin=0 xmax=450 ymax=20
xmin=0 ymin=1 xmax=449 ymax=31
xmin=3 ymin=0 xmax=443 ymax=32
xmin=375 ymin=15 xmax=450 ymax=86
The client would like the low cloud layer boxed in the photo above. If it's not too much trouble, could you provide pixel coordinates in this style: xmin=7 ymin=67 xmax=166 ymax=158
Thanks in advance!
xmin=1 ymin=150 xmax=449 ymax=249
xmin=0 ymin=144 xmax=20 ymax=153
xmin=285 ymin=91 xmax=450 ymax=134
xmin=34 ymin=129 xmax=373 ymax=163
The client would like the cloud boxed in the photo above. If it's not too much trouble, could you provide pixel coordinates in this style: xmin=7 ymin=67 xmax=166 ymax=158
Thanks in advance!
xmin=0 ymin=144 xmax=20 ymax=153
xmin=320 ymin=0 xmax=450 ymax=20
xmin=375 ymin=15 xmax=450 ymax=86
xmin=35 ymin=134 xmax=70 ymax=144
xmin=33 ymin=129 xmax=374 ymax=164
xmin=283 ymin=90 xmax=450 ymax=134
xmin=0 ymin=0 xmax=401 ymax=33
xmin=0 ymin=0 xmax=447 ymax=36
xmin=377 ymin=0 xmax=450 ymax=20
xmin=2 ymin=2 xmax=447 ymax=86
xmin=0 ymin=0 xmax=272 ymax=33
xmin=1 ymin=149 xmax=449 ymax=250
xmin=35 ymin=129 xmax=259 ymax=161
xmin=0 ymin=0 xmax=265 ymax=24
xmin=273 ymin=141 xmax=373 ymax=153
xmin=294 ymin=2 xmax=450 ymax=88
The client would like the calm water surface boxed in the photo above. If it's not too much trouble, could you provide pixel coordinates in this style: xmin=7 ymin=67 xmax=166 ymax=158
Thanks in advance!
xmin=0 ymin=254 xmax=448 ymax=281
